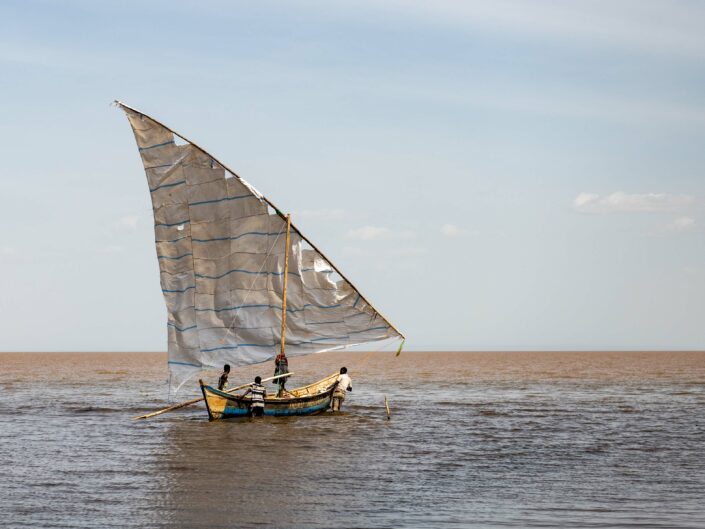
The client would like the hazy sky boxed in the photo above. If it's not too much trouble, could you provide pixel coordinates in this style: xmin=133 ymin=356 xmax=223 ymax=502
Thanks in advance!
xmin=1 ymin=1 xmax=703 ymax=351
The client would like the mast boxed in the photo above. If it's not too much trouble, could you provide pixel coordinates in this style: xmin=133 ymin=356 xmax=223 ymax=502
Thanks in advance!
xmin=279 ymin=214 xmax=292 ymax=357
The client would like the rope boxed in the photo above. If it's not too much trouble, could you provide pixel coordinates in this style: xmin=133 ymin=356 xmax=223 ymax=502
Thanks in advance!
xmin=347 ymin=336 xmax=402 ymax=374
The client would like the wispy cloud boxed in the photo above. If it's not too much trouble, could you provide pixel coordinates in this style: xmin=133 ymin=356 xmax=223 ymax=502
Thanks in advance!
xmin=440 ymin=223 xmax=466 ymax=238
xmin=0 ymin=246 xmax=17 ymax=256
xmin=294 ymin=208 xmax=345 ymax=221
xmin=353 ymin=0 xmax=705 ymax=58
xmin=664 ymin=216 xmax=696 ymax=233
xmin=98 ymin=245 xmax=124 ymax=254
xmin=573 ymin=192 xmax=695 ymax=214
xmin=342 ymin=245 xmax=426 ymax=259
xmin=112 ymin=214 xmax=140 ymax=230
xmin=346 ymin=225 xmax=415 ymax=241
xmin=389 ymin=246 xmax=427 ymax=257
xmin=342 ymin=246 xmax=368 ymax=257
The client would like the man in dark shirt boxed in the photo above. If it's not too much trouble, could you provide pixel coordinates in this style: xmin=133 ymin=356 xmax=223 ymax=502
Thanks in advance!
xmin=273 ymin=353 xmax=290 ymax=396
xmin=218 ymin=364 xmax=230 ymax=391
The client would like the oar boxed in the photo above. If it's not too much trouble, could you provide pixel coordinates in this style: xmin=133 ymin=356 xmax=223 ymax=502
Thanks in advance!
xmin=133 ymin=372 xmax=294 ymax=420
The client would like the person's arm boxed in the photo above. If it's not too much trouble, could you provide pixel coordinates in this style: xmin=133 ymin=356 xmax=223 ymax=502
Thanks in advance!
xmin=347 ymin=378 xmax=352 ymax=391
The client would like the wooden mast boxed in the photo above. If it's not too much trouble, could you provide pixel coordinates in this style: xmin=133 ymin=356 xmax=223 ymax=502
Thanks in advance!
xmin=279 ymin=214 xmax=292 ymax=357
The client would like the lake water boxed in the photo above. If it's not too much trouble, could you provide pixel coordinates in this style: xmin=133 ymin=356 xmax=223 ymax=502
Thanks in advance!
xmin=1 ymin=351 xmax=704 ymax=528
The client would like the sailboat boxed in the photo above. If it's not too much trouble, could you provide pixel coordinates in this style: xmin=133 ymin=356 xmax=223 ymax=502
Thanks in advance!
xmin=115 ymin=101 xmax=405 ymax=419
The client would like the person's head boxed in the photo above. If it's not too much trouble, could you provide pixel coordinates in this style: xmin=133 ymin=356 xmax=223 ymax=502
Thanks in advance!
xmin=223 ymin=364 xmax=230 ymax=373
xmin=255 ymin=376 xmax=262 ymax=384
xmin=340 ymin=367 xmax=347 ymax=374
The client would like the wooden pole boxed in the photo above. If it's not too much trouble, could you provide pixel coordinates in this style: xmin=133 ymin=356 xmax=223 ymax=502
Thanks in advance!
xmin=384 ymin=395 xmax=391 ymax=420
xmin=133 ymin=372 xmax=295 ymax=420
xmin=114 ymin=101 xmax=405 ymax=339
xmin=279 ymin=214 xmax=291 ymax=357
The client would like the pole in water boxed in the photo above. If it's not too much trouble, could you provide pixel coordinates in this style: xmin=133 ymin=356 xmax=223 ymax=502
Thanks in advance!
xmin=384 ymin=395 xmax=391 ymax=420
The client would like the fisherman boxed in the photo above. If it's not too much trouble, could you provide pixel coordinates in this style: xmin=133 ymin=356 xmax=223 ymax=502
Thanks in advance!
xmin=217 ymin=364 xmax=231 ymax=391
xmin=331 ymin=367 xmax=352 ymax=411
xmin=273 ymin=352 xmax=290 ymax=396
xmin=241 ymin=376 xmax=267 ymax=417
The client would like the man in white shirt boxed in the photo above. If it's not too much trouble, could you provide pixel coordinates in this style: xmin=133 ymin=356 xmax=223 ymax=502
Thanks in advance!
xmin=332 ymin=367 xmax=352 ymax=411
xmin=241 ymin=376 xmax=267 ymax=417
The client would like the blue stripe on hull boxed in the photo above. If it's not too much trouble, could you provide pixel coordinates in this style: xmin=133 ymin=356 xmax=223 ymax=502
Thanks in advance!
xmin=221 ymin=399 xmax=330 ymax=417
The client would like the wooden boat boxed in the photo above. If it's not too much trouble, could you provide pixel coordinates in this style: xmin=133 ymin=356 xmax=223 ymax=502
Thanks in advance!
xmin=116 ymin=101 xmax=405 ymax=421
xmin=199 ymin=373 xmax=338 ymax=419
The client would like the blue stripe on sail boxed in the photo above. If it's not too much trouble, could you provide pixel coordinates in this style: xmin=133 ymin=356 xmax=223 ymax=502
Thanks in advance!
xmin=167 ymin=323 xmax=197 ymax=332
xmin=352 ymin=295 xmax=361 ymax=308
xmin=200 ymin=344 xmax=239 ymax=352
xmin=158 ymin=253 xmax=193 ymax=260
xmin=349 ymin=325 xmax=389 ymax=334
xmin=158 ymin=236 xmax=189 ymax=243
xmin=155 ymin=220 xmax=189 ymax=228
xmin=301 ymin=268 xmax=333 ymax=274
xmin=139 ymin=140 xmax=175 ymax=151
xmin=162 ymin=286 xmax=195 ymax=293
xmin=192 ymin=231 xmax=283 ymax=243
xmin=190 ymin=194 xmax=251 ymax=206
xmin=194 ymin=303 xmax=286 ymax=314
xmin=291 ymin=326 xmax=390 ymax=346
xmin=304 ymin=302 xmax=341 ymax=309
xmin=192 ymin=302 xmax=342 ymax=313
xmin=167 ymin=324 xmax=389 ymax=350
xmin=145 ymin=163 xmax=176 ymax=170
xmin=308 ymin=320 xmax=344 ymax=325
xmin=195 ymin=269 xmax=301 ymax=280
xmin=200 ymin=343 xmax=276 ymax=353
xmin=310 ymin=335 xmax=349 ymax=342
xmin=168 ymin=360 xmax=201 ymax=368
xmin=150 ymin=180 xmax=186 ymax=192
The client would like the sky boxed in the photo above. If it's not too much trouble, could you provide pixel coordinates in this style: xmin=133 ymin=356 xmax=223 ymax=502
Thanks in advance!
xmin=0 ymin=0 xmax=703 ymax=351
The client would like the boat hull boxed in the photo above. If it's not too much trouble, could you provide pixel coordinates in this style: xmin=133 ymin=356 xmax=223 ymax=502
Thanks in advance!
xmin=199 ymin=373 xmax=338 ymax=420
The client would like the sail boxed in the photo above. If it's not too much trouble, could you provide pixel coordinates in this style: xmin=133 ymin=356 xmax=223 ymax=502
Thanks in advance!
xmin=116 ymin=102 xmax=403 ymax=395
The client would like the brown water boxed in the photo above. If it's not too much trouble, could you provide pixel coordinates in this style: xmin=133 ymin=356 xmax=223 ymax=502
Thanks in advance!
xmin=1 ymin=351 xmax=705 ymax=528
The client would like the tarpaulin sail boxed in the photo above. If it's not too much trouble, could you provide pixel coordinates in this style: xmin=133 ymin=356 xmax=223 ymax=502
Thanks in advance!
xmin=116 ymin=102 xmax=403 ymax=395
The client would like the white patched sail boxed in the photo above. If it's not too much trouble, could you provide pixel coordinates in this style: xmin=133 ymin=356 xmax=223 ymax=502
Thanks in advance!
xmin=117 ymin=102 xmax=403 ymax=395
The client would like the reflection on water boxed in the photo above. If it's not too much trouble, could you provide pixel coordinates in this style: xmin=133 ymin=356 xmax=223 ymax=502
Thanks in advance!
xmin=1 ymin=351 xmax=705 ymax=528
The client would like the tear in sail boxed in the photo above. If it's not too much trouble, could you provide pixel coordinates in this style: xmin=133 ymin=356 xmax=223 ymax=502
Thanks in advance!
xmin=116 ymin=102 xmax=403 ymax=395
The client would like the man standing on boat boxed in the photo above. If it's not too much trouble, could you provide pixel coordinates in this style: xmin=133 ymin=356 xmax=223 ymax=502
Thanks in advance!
xmin=218 ymin=364 xmax=230 ymax=391
xmin=332 ymin=367 xmax=352 ymax=411
xmin=241 ymin=376 xmax=266 ymax=416
xmin=273 ymin=352 xmax=290 ymax=396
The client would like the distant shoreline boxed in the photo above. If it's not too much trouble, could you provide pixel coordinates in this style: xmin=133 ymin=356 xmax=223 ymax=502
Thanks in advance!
xmin=2 ymin=350 xmax=704 ymax=354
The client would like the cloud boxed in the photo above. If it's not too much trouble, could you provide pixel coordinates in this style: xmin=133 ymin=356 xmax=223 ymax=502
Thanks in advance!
xmin=440 ymin=224 xmax=466 ymax=238
xmin=113 ymin=214 xmax=140 ymax=230
xmin=346 ymin=226 xmax=415 ymax=241
xmin=351 ymin=0 xmax=705 ymax=58
xmin=389 ymin=247 xmax=427 ymax=257
xmin=347 ymin=226 xmax=391 ymax=240
xmin=665 ymin=216 xmax=696 ymax=233
xmin=573 ymin=192 xmax=695 ymax=214
xmin=294 ymin=209 xmax=345 ymax=220
xmin=342 ymin=246 xmax=368 ymax=257
xmin=99 ymin=245 xmax=124 ymax=254
xmin=0 ymin=246 xmax=17 ymax=256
